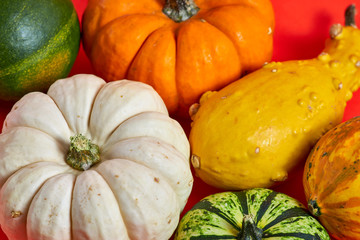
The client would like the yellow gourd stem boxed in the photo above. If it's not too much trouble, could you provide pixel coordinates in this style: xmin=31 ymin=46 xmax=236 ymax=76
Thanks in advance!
xmin=345 ymin=4 xmax=356 ymax=27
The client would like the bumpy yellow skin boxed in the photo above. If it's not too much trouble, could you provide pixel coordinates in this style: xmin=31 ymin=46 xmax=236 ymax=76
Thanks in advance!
xmin=189 ymin=24 xmax=360 ymax=190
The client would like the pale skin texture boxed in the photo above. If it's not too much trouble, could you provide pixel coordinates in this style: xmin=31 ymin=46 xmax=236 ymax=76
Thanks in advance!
xmin=0 ymin=74 xmax=193 ymax=240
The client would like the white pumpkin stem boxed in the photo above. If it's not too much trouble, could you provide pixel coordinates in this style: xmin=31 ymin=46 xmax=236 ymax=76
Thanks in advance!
xmin=238 ymin=215 xmax=263 ymax=240
xmin=66 ymin=134 xmax=100 ymax=171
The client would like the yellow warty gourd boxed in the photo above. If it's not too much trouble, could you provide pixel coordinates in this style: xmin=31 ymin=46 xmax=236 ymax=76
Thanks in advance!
xmin=189 ymin=5 xmax=360 ymax=190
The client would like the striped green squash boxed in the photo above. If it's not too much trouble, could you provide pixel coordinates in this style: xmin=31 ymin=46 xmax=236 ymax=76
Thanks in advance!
xmin=0 ymin=0 xmax=80 ymax=101
xmin=175 ymin=188 xmax=330 ymax=239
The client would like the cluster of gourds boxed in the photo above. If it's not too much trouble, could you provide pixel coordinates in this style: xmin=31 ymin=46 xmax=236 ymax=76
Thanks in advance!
xmin=0 ymin=0 xmax=360 ymax=239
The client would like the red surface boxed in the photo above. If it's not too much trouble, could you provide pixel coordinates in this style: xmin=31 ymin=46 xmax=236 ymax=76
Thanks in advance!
xmin=1 ymin=0 xmax=359 ymax=239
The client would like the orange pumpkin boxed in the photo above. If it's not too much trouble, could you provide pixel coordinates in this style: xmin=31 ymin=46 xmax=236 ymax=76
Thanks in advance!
xmin=303 ymin=115 xmax=360 ymax=240
xmin=82 ymin=0 xmax=274 ymax=115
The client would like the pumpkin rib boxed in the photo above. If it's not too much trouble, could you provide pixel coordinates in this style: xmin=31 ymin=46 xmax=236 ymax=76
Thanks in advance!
xmin=27 ymin=173 xmax=75 ymax=239
xmin=103 ymin=111 xmax=190 ymax=159
xmin=89 ymin=80 xmax=168 ymax=146
xmin=47 ymin=74 xmax=107 ymax=138
xmin=89 ymin=166 xmax=133 ymax=236
xmin=124 ymin=26 xmax=173 ymax=80
xmin=0 ymin=162 xmax=71 ymax=240
xmin=127 ymin=27 xmax=179 ymax=112
xmin=100 ymin=136 xmax=191 ymax=206
xmin=2 ymin=92 xmax=73 ymax=146
xmin=95 ymin=158 xmax=180 ymax=239
xmin=71 ymin=169 xmax=130 ymax=239
xmin=307 ymin=123 xmax=360 ymax=203
xmin=175 ymin=18 xmax=242 ymax=109
xmin=90 ymin=14 xmax=172 ymax=81
xmin=82 ymin=0 xmax=164 ymax=54
xmin=0 ymin=126 xmax=69 ymax=187
xmin=201 ymin=5 xmax=273 ymax=72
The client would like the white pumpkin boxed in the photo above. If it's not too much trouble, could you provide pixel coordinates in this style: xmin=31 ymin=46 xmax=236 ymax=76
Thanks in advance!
xmin=0 ymin=74 xmax=193 ymax=240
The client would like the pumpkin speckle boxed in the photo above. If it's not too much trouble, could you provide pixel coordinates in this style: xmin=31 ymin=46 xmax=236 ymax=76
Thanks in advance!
xmin=255 ymin=147 xmax=260 ymax=154
xmin=11 ymin=211 xmax=22 ymax=218
xmin=271 ymin=68 xmax=277 ymax=73
xmin=188 ymin=179 xmax=193 ymax=186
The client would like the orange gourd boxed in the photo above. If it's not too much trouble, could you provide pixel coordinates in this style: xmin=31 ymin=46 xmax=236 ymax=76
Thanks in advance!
xmin=82 ymin=0 xmax=274 ymax=115
xmin=303 ymin=116 xmax=360 ymax=240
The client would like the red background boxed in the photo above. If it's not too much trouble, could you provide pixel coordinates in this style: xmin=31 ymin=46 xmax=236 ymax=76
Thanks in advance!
xmin=0 ymin=0 xmax=359 ymax=239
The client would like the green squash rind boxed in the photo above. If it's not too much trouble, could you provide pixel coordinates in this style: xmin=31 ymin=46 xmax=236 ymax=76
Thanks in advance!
xmin=175 ymin=188 xmax=330 ymax=240
xmin=0 ymin=0 xmax=80 ymax=100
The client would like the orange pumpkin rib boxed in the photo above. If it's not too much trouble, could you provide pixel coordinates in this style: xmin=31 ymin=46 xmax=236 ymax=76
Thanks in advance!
xmin=127 ymin=27 xmax=179 ymax=113
xmin=313 ymin=125 xmax=360 ymax=202
xmin=304 ymin=118 xmax=360 ymax=240
xmin=305 ymin=129 xmax=348 ymax=200
xmin=195 ymin=0 xmax=270 ymax=10
xmin=318 ymin=157 xmax=360 ymax=202
xmin=176 ymin=18 xmax=242 ymax=110
xmin=201 ymin=5 xmax=274 ymax=72
xmin=90 ymin=14 xmax=171 ymax=81
xmin=320 ymin=208 xmax=360 ymax=240
xmin=83 ymin=0 xmax=164 ymax=54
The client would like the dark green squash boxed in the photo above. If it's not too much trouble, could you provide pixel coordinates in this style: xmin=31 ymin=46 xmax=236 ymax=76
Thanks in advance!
xmin=0 ymin=0 xmax=80 ymax=101
xmin=175 ymin=188 xmax=330 ymax=239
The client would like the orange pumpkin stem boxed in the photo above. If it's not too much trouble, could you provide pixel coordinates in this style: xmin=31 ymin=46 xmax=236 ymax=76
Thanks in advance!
xmin=163 ymin=0 xmax=199 ymax=22
xmin=345 ymin=4 xmax=356 ymax=27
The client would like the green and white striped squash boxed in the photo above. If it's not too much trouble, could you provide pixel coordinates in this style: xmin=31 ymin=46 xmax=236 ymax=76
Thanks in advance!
xmin=175 ymin=188 xmax=330 ymax=239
